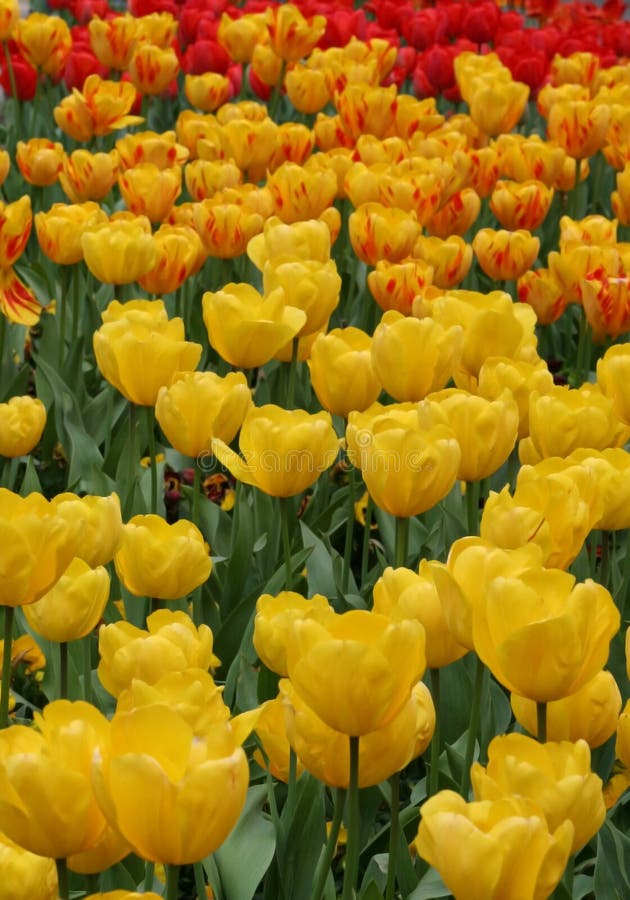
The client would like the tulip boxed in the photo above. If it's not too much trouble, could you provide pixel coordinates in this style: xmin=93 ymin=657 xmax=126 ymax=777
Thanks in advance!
xmin=54 ymin=75 xmax=144 ymax=142
xmin=517 ymin=267 xmax=568 ymax=326
xmin=281 ymin=678 xmax=434 ymax=787
xmin=251 ymin=41 xmax=283 ymax=89
xmin=427 ymin=188 xmax=481 ymax=239
xmin=346 ymin=405 xmax=461 ymax=519
xmin=262 ymin=256 xmax=341 ymax=337
xmin=285 ymin=64 xmax=330 ymax=114
xmin=16 ymin=139 xmax=64 ymax=187
xmin=212 ymin=404 xmax=339 ymax=498
xmin=116 ymin=130 xmax=189 ymax=170
xmin=14 ymin=12 xmax=71 ymax=77
xmin=495 ymin=134 xmax=567 ymax=187
xmin=134 ymin=12 xmax=178 ymax=47
xmin=128 ymin=43 xmax=179 ymax=96
xmin=185 ymin=159 xmax=242 ymax=202
xmin=116 ymin=669 xmax=230 ymax=737
xmin=597 ymin=344 xmax=630 ymax=425
xmin=155 ymin=370 xmax=252 ymax=460
xmin=612 ymin=164 xmax=630 ymax=225
xmin=373 ymin=563 xmax=468 ymax=669
xmin=51 ymin=492 xmax=122 ymax=569
xmin=580 ymin=274 xmax=630 ymax=343
xmin=248 ymin=215 xmax=333 ymax=269
xmin=267 ymin=162 xmax=337 ymax=225
xmin=254 ymin=694 xmax=304 ymax=784
xmin=547 ymin=244 xmax=621 ymax=305
xmin=560 ymin=214 xmax=617 ymax=248
xmin=0 ymin=396 xmax=46 ymax=458
xmin=93 ymin=299 xmax=201 ymax=406
xmin=0 ymin=831 xmax=57 ymax=900
xmin=137 ymin=225 xmax=205 ymax=296
xmin=471 ymin=733 xmax=605 ymax=853
xmin=35 ymin=202 xmax=108 ymax=265
xmin=220 ymin=116 xmax=278 ymax=182
xmin=266 ymin=3 xmax=325 ymax=62
xmin=349 ymin=202 xmax=418 ymax=266
xmin=23 ymin=558 xmax=110 ymax=644
xmin=97 ymin=609 xmax=219 ymax=698
xmin=443 ymin=537 xmax=544 ymax=650
xmin=184 ymin=72 xmax=231 ymax=112
xmin=0 ymin=267 xmax=42 ymax=326
xmin=217 ymin=11 xmax=268 ymax=64
xmin=286 ymin=608 xmax=425 ymax=736
xmin=93 ymin=703 xmax=249 ymax=864
xmin=118 ymin=163 xmax=182 ymax=224
xmin=0 ymin=701 xmax=111 ymax=859
xmin=412 ymin=235 xmax=473 ymax=289
xmin=336 ymin=83 xmax=398 ymax=142
xmin=469 ymin=80 xmax=530 ymax=137
xmin=511 ymin=671 xmax=622 ymax=749
xmin=418 ymin=388 xmax=519 ymax=482
xmin=472 ymin=228 xmax=540 ymax=281
xmin=0 ymin=196 xmax=32 ymax=269
xmin=114 ymin=515 xmax=212 ymax=601
xmin=82 ymin=218 xmax=157 ymax=285
xmin=0 ymin=0 xmax=18 ymax=41
xmin=478 ymin=357 xmax=555 ymax=440
xmin=58 ymin=150 xmax=120 ymax=204
xmin=202 ymin=284 xmax=306 ymax=369
xmin=414 ymin=792 xmax=573 ymax=900
xmin=253 ymin=591 xmax=334 ymax=677
xmin=546 ymin=99 xmax=611 ymax=160
xmin=473 ymin=566 xmax=620 ymax=702
xmin=307 ymin=327 xmax=382 ymax=418
xmin=372 ymin=312 xmax=463 ymax=402
xmin=490 ymin=180 xmax=554 ymax=231
xmin=378 ymin=165 xmax=444 ymax=227
xmin=88 ymin=14 xmax=139 ymax=70
xmin=568 ymin=448 xmax=630 ymax=531
xmin=193 ymin=201 xmax=264 ymax=259
xmin=367 ymin=258 xmax=434 ymax=316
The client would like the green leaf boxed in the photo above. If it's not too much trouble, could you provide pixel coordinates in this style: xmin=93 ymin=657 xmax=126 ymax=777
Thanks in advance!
xmin=276 ymin=773 xmax=327 ymax=900
xmin=405 ymin=866 xmax=450 ymax=900
xmin=593 ymin=820 xmax=630 ymax=898
xmin=209 ymin=785 xmax=276 ymax=900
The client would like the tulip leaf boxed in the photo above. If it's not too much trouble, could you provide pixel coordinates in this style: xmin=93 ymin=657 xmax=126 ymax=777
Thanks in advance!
xmin=406 ymin=867 xmax=450 ymax=900
xmin=207 ymin=785 xmax=276 ymax=900
xmin=594 ymin=820 xmax=630 ymax=896
xmin=300 ymin=521 xmax=343 ymax=598
xmin=275 ymin=773 xmax=327 ymax=900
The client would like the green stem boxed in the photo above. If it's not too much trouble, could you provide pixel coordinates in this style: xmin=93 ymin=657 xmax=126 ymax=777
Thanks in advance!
xmin=385 ymin=771 xmax=400 ymax=900
xmin=83 ymin=635 xmax=92 ymax=704
xmin=71 ymin=263 xmax=81 ymax=343
xmin=309 ymin=787 xmax=347 ymax=900
xmin=268 ymin=60 xmax=287 ymax=121
xmin=536 ymin=701 xmax=547 ymax=743
xmin=192 ymin=464 xmax=203 ymax=626
xmin=165 ymin=863 xmax=179 ymax=900
xmin=460 ymin=656 xmax=486 ymax=798
xmin=465 ymin=480 xmax=480 ymax=537
xmin=341 ymin=462 xmax=356 ymax=594
xmin=286 ymin=747 xmax=298 ymax=820
xmin=0 ymin=606 xmax=15 ymax=729
xmin=394 ymin=516 xmax=409 ymax=569
xmin=128 ymin=404 xmax=138 ymax=505
xmin=280 ymin=497 xmax=293 ymax=590
xmin=286 ymin=336 xmax=299 ymax=409
xmin=360 ymin=494 xmax=374 ymax=588
xmin=428 ymin=668 xmax=441 ymax=797
xmin=58 ymin=265 xmax=70 ymax=370
xmin=341 ymin=736 xmax=361 ymax=900
xmin=145 ymin=405 xmax=159 ymax=515
xmin=600 ymin=530 xmax=610 ymax=589
xmin=56 ymin=859 xmax=69 ymax=900
xmin=193 ymin=862 xmax=207 ymax=900
xmin=143 ymin=861 xmax=155 ymax=892
xmin=59 ymin=641 xmax=68 ymax=700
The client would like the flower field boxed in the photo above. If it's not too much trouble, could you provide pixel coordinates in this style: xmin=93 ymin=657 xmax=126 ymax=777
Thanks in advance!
xmin=2 ymin=0 xmax=630 ymax=897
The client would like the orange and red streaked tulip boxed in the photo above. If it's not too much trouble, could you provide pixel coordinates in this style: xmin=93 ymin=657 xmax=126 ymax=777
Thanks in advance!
xmin=128 ymin=43 xmax=179 ymax=96
xmin=472 ymin=228 xmax=540 ymax=281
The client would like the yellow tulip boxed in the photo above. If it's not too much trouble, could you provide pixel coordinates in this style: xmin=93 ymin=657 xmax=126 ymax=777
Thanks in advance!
xmin=93 ymin=299 xmax=201 ymax=407
xmin=184 ymin=72 xmax=232 ymax=112
xmin=349 ymin=201 xmax=418 ymax=266
xmin=81 ymin=219 xmax=157 ymax=285
xmin=202 ymin=284 xmax=306 ymax=369
xmin=93 ymin=703 xmax=249 ymax=864
xmin=118 ymin=163 xmax=182 ymax=224
xmin=371 ymin=312 xmax=463 ymax=402
xmin=51 ymin=492 xmax=122 ymax=568
xmin=473 ymin=567 xmax=620 ymax=702
xmin=155 ymin=371 xmax=252 ymax=460
xmin=0 ymin=396 xmax=46 ymax=458
xmin=517 ymin=266 xmax=568 ymax=326
xmin=281 ymin=678 xmax=434 ymax=787
xmin=254 ymin=694 xmax=305 ymax=784
xmin=472 ymin=733 xmax=605 ymax=853
xmin=16 ymin=138 xmax=64 ymax=187
xmin=212 ymin=404 xmax=339 ymax=498
xmin=253 ymin=591 xmax=334 ymax=677
xmin=262 ymin=256 xmax=341 ymax=336
xmin=546 ymin=99 xmax=611 ymax=159
xmin=366 ymin=258 xmax=434 ymax=316
xmin=490 ymin=179 xmax=554 ymax=231
xmin=468 ymin=80 xmax=530 ymax=137
xmin=116 ymin=130 xmax=189 ymax=170
xmin=597 ymin=343 xmax=630 ymax=425
xmin=114 ymin=515 xmax=212 ymax=601
xmin=568 ymin=448 xmax=630 ymax=530
xmin=478 ymin=357 xmax=555 ymax=440
xmin=0 ymin=0 xmax=18 ymax=41
xmin=307 ymin=327 xmax=382 ymax=417
xmin=472 ymin=228 xmax=540 ymax=281
xmin=0 ymin=701 xmax=111 ymax=859
xmin=14 ymin=12 xmax=71 ymax=76
xmin=418 ymin=388 xmax=519 ymax=482
xmin=128 ymin=43 xmax=180 ymax=96
xmin=266 ymin=2 xmax=326 ymax=62
xmin=0 ymin=831 xmax=57 ymax=900
xmin=97 ymin=610 xmax=219 ymax=699
xmin=494 ymin=133 xmax=567 ymax=187
xmin=373 ymin=563 xmax=468 ymax=669
xmin=414 ymin=792 xmax=573 ymax=900
xmin=346 ymin=404 xmax=461 ymax=518
xmin=511 ymin=671 xmax=622 ymax=749
xmin=184 ymin=159 xmax=242 ymax=202
xmin=247 ymin=215 xmax=333 ymax=269
xmin=267 ymin=161 xmax=337 ymax=224
xmin=412 ymin=235 xmax=473 ymax=289
xmin=24 ymin=558 xmax=109 ymax=644
xmin=36 ymin=201 xmax=108 ymax=265
xmin=88 ymin=14 xmax=139 ymax=70
xmin=286 ymin=608 xmax=426 ymax=736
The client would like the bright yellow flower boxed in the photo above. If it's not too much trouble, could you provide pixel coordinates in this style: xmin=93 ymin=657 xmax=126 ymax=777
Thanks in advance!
xmin=81 ymin=218 xmax=157 ymax=284
xmin=24 ymin=558 xmax=110 ymax=644
xmin=35 ymin=202 xmax=108 ymax=266
xmin=308 ymin=327 xmax=382 ymax=418
xmin=128 ymin=43 xmax=180 ymax=96
xmin=0 ymin=396 xmax=46 ymax=458
xmin=253 ymin=591 xmax=333 ymax=677
xmin=14 ymin=12 xmax=71 ymax=76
